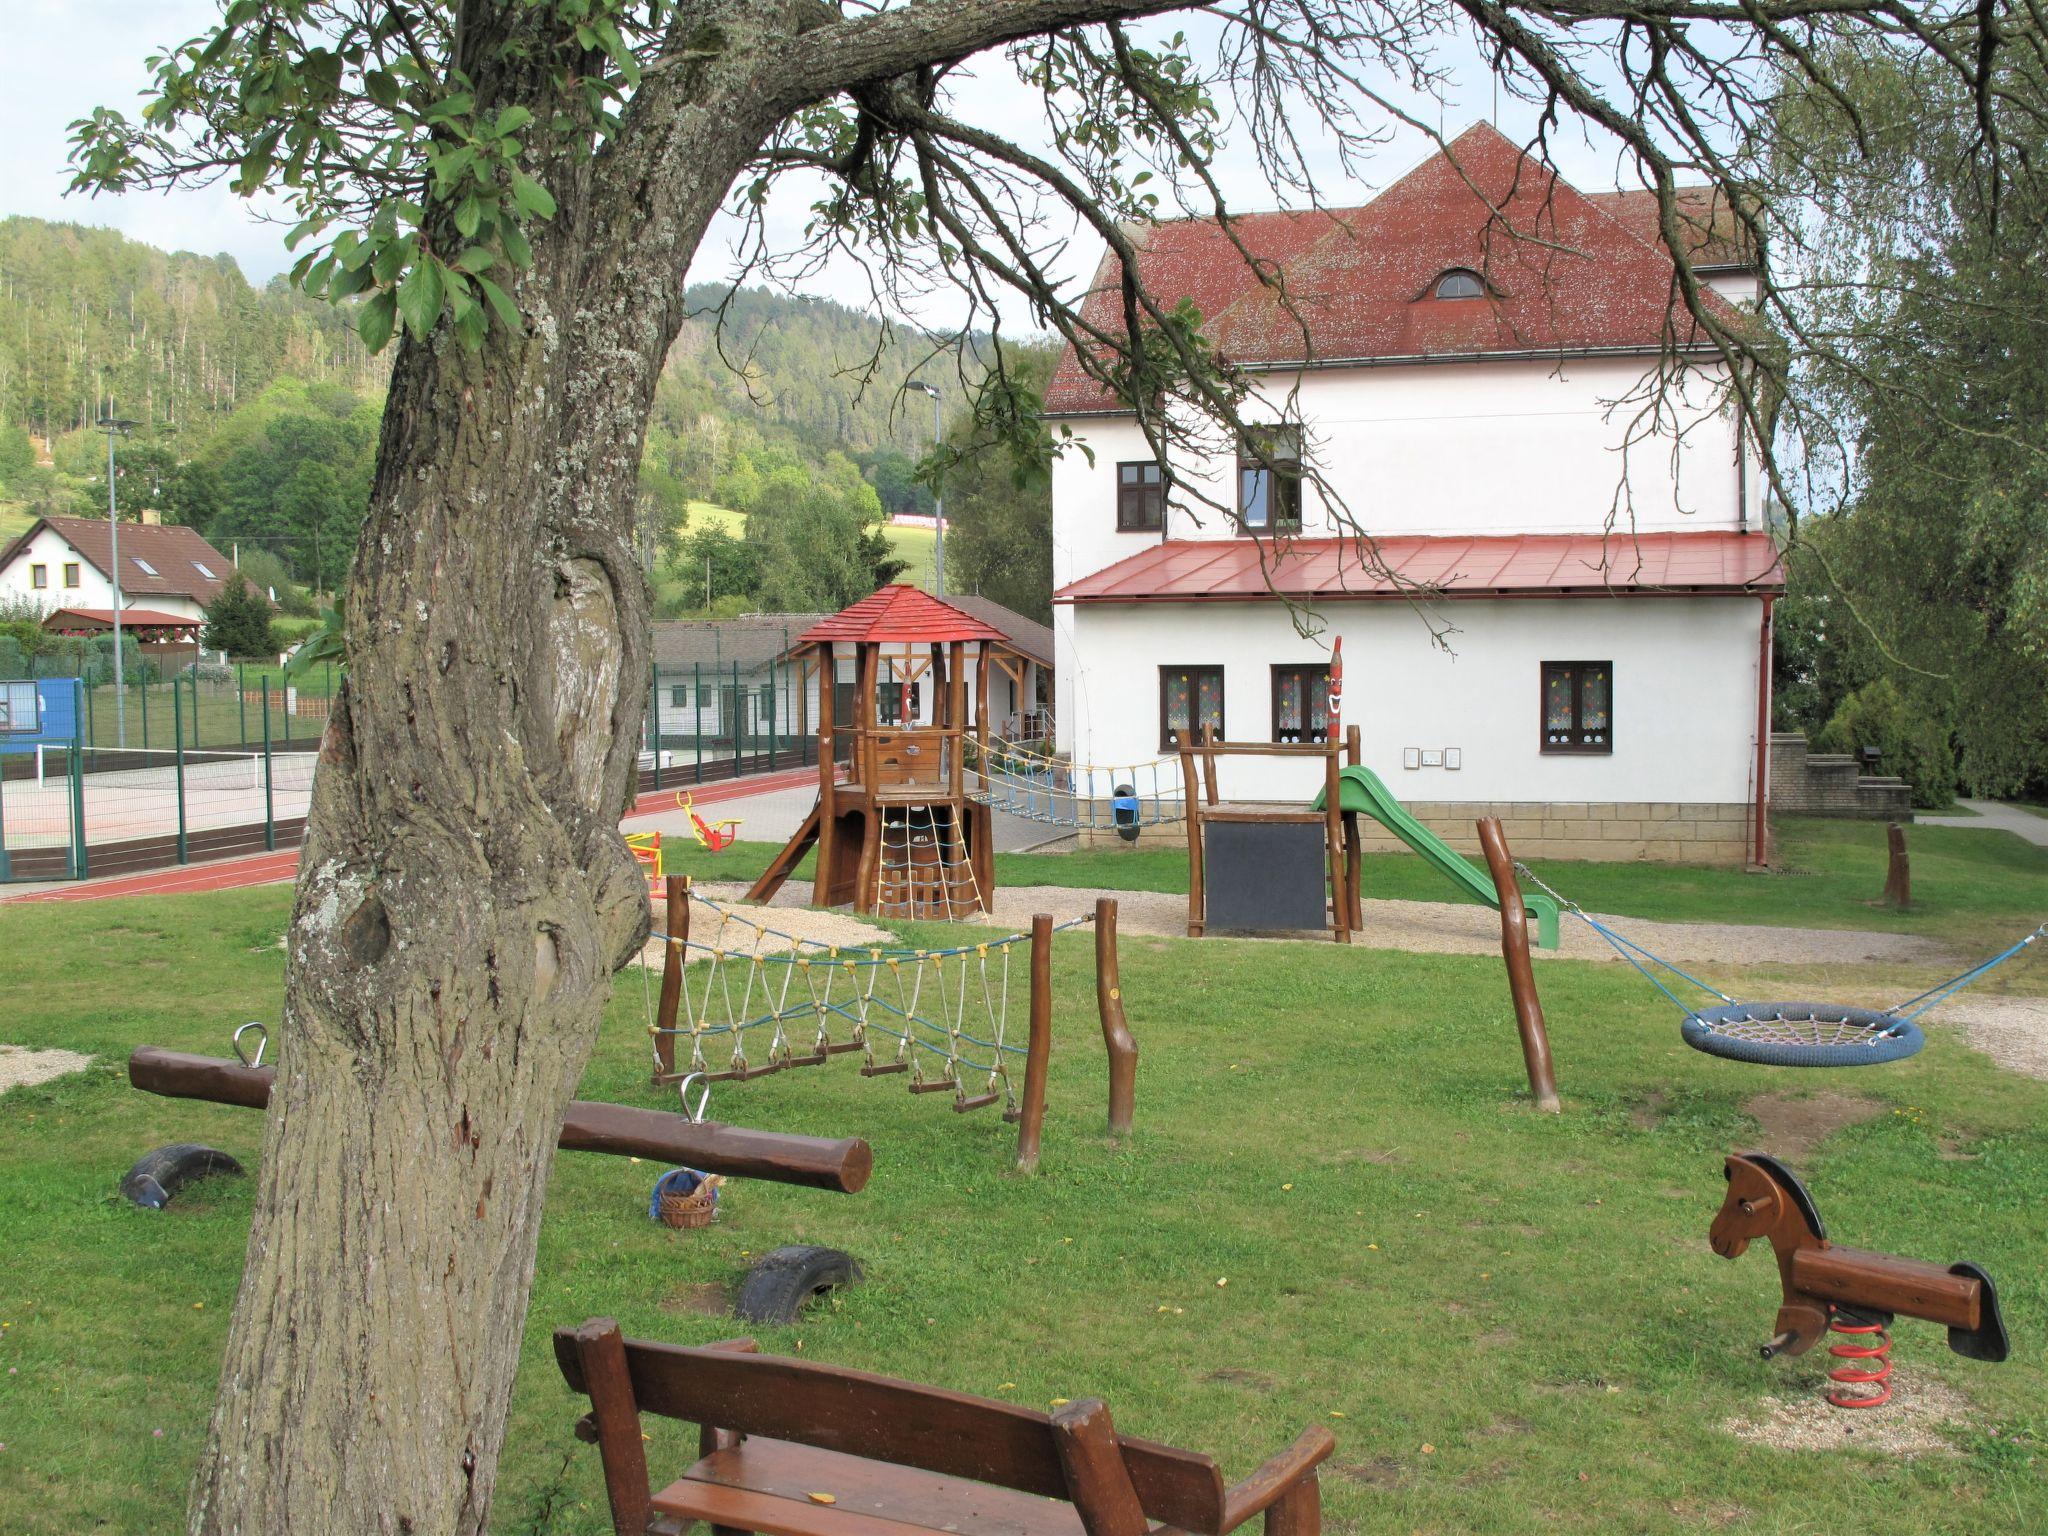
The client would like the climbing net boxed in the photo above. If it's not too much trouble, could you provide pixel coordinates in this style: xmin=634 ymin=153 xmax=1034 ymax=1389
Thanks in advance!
xmin=1515 ymin=861 xmax=2045 ymax=1067
xmin=642 ymin=888 xmax=1091 ymax=1116
xmin=968 ymin=734 xmax=1184 ymax=831
xmin=876 ymin=805 xmax=985 ymax=921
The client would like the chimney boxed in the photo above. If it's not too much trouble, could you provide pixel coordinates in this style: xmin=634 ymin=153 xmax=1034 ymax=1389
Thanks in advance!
xmin=140 ymin=508 xmax=162 ymax=526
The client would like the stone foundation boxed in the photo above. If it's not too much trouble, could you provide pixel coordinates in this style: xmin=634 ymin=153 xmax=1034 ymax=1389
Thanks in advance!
xmin=1084 ymin=799 xmax=1754 ymax=864
xmin=1769 ymin=733 xmax=1911 ymax=820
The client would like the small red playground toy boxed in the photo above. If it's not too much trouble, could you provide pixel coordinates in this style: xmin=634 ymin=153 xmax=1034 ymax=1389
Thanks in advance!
xmin=682 ymin=792 xmax=742 ymax=852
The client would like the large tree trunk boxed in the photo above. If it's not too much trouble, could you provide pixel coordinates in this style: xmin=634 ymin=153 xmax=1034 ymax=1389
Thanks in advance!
xmin=186 ymin=34 xmax=782 ymax=1533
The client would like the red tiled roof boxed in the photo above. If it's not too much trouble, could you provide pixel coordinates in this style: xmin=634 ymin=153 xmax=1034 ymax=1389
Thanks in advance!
xmin=1584 ymin=187 xmax=1757 ymax=270
xmin=1043 ymin=123 xmax=1745 ymax=414
xmin=42 ymin=607 xmax=202 ymax=630
xmin=1053 ymin=532 xmax=1784 ymax=604
xmin=1 ymin=516 xmax=239 ymax=604
xmin=797 ymin=585 xmax=1010 ymax=646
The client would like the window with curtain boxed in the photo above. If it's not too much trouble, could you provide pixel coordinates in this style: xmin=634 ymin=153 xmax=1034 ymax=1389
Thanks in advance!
xmin=1160 ymin=665 xmax=1225 ymax=752
xmin=1237 ymin=427 xmax=1303 ymax=534
xmin=1541 ymin=661 xmax=1612 ymax=753
xmin=1117 ymin=460 xmax=1165 ymax=530
xmin=1271 ymin=664 xmax=1332 ymax=743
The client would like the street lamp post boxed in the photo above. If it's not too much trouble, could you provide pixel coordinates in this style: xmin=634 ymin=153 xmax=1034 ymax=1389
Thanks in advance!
xmin=98 ymin=409 xmax=138 ymax=748
xmin=908 ymin=381 xmax=944 ymax=595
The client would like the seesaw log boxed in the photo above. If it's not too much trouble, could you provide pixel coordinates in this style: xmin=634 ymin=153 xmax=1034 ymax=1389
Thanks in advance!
xmin=128 ymin=1047 xmax=872 ymax=1194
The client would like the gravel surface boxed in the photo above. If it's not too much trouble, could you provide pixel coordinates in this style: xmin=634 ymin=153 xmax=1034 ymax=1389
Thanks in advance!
xmin=0 ymin=1045 xmax=93 ymax=1094
xmin=1916 ymin=995 xmax=2048 ymax=1081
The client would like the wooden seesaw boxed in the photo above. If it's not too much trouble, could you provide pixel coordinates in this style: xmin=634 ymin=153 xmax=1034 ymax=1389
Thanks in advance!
xmin=1710 ymin=1151 xmax=2008 ymax=1406
xmin=127 ymin=1046 xmax=872 ymax=1194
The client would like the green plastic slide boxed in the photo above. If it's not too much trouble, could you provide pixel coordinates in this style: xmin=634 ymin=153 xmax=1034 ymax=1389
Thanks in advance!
xmin=1311 ymin=765 xmax=1560 ymax=949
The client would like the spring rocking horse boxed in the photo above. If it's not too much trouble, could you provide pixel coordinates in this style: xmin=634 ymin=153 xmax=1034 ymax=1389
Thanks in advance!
xmin=1709 ymin=1153 xmax=2009 ymax=1407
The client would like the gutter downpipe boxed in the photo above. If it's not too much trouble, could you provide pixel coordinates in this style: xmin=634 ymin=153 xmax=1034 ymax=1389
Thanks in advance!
xmin=1753 ymin=593 xmax=1774 ymax=868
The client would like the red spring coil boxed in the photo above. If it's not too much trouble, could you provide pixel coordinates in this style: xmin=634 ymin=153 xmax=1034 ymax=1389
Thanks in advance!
xmin=1826 ymin=1313 xmax=1893 ymax=1409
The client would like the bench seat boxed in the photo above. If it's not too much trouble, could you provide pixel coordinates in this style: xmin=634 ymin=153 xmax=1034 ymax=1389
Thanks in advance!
xmin=656 ymin=1439 xmax=1170 ymax=1536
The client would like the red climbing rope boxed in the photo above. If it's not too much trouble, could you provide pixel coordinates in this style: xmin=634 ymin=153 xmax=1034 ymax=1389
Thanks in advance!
xmin=1826 ymin=1313 xmax=1894 ymax=1409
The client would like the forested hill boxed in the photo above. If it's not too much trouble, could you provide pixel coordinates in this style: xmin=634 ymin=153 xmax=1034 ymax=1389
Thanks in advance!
xmin=0 ymin=217 xmax=380 ymax=443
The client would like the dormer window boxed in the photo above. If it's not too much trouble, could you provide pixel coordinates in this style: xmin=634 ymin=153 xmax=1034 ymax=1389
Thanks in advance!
xmin=133 ymin=557 xmax=159 ymax=576
xmin=1433 ymin=268 xmax=1486 ymax=300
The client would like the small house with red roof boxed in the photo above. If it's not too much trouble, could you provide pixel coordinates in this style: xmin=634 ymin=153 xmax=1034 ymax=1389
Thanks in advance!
xmin=1045 ymin=125 xmax=1779 ymax=865
xmin=0 ymin=514 xmax=242 ymax=628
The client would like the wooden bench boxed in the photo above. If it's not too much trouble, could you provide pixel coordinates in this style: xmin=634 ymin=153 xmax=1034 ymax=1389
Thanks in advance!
xmin=557 ymin=1319 xmax=1335 ymax=1536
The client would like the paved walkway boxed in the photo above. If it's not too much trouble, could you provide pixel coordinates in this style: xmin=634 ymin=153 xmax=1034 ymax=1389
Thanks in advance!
xmin=1917 ymin=799 xmax=2048 ymax=847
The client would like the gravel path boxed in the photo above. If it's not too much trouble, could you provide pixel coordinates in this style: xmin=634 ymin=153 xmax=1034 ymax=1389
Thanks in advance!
xmin=0 ymin=1045 xmax=93 ymax=1094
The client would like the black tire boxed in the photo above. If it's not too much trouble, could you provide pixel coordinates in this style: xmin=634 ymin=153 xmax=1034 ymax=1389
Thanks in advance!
xmin=121 ymin=1143 xmax=245 ymax=1209
xmin=732 ymin=1244 xmax=863 ymax=1325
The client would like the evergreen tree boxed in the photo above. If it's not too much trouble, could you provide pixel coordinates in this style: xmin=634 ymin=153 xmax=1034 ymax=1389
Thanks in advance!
xmin=202 ymin=576 xmax=277 ymax=658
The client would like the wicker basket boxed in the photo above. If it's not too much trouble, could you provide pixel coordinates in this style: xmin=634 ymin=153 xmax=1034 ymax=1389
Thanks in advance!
xmin=650 ymin=1168 xmax=720 ymax=1230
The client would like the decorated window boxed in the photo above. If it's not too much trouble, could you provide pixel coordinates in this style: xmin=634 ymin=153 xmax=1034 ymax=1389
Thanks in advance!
xmin=1160 ymin=665 xmax=1225 ymax=753
xmin=1237 ymin=427 xmax=1303 ymax=534
xmin=1271 ymin=664 xmax=1331 ymax=744
xmin=1117 ymin=461 xmax=1164 ymax=531
xmin=1541 ymin=661 xmax=1613 ymax=754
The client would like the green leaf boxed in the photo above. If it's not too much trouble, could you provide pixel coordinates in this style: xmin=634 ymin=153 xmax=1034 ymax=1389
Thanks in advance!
xmin=510 ymin=171 xmax=556 ymax=220
xmin=396 ymin=258 xmax=444 ymax=339
xmin=356 ymin=290 xmax=397 ymax=353
xmin=494 ymin=105 xmax=533 ymax=138
xmin=453 ymin=244 xmax=496 ymax=273
xmin=474 ymin=274 xmax=522 ymax=331
xmin=500 ymin=219 xmax=533 ymax=270
xmin=453 ymin=195 xmax=482 ymax=238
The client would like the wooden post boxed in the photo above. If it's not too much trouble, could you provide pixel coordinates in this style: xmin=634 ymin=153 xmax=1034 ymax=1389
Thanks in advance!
xmin=1049 ymin=1400 xmax=1151 ymax=1536
xmin=1344 ymin=725 xmax=1364 ymax=929
xmin=948 ymin=639 xmax=966 ymax=797
xmin=1095 ymin=897 xmax=1136 ymax=1138
xmin=1180 ymin=747 xmax=1205 ymax=937
xmin=652 ymin=875 xmax=687 ymax=1081
xmin=815 ymin=642 xmax=836 ymax=903
xmin=1883 ymin=822 xmax=1911 ymax=908
xmin=571 ymin=1320 xmax=654 ymax=1536
xmin=854 ymin=642 xmax=882 ymax=912
xmin=973 ymin=642 xmax=995 ymax=898
xmin=1322 ymin=742 xmax=1350 ymax=945
xmin=1200 ymin=722 xmax=1220 ymax=807
xmin=1016 ymin=913 xmax=1054 ymax=1171
xmin=1474 ymin=817 xmax=1562 ymax=1113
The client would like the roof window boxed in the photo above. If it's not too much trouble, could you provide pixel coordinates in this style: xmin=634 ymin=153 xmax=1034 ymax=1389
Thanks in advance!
xmin=1433 ymin=268 xmax=1486 ymax=300
xmin=193 ymin=561 xmax=216 ymax=579
xmin=133 ymin=557 xmax=160 ymax=576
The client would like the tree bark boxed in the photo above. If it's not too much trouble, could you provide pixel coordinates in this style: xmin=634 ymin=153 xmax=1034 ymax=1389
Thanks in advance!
xmin=186 ymin=26 xmax=782 ymax=1536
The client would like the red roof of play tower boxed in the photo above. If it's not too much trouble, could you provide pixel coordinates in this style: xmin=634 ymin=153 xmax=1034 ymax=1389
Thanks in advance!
xmin=798 ymin=585 xmax=1009 ymax=646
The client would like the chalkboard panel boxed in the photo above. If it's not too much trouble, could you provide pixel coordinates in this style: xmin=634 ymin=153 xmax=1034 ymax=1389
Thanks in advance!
xmin=1204 ymin=820 xmax=1327 ymax=933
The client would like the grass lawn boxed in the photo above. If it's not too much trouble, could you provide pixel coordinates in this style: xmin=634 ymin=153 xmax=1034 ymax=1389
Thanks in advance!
xmin=0 ymin=498 xmax=33 ymax=543
xmin=2 ymin=881 xmax=2044 ymax=1534
xmin=659 ymin=503 xmax=939 ymax=602
xmin=655 ymin=815 xmax=2048 ymax=958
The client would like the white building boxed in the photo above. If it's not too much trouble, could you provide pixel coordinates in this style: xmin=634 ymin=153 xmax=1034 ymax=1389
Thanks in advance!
xmin=0 ymin=514 xmax=239 ymax=625
xmin=1045 ymin=125 xmax=1781 ymax=864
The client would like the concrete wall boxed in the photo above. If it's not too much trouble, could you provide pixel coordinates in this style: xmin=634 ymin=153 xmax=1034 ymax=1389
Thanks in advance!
xmin=1048 ymin=353 xmax=1761 ymax=593
xmin=1054 ymin=594 xmax=1766 ymax=815
xmin=1769 ymin=733 xmax=1911 ymax=820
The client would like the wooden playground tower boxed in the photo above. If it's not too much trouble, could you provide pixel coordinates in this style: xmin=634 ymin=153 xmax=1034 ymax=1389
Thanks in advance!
xmin=748 ymin=587 xmax=1018 ymax=920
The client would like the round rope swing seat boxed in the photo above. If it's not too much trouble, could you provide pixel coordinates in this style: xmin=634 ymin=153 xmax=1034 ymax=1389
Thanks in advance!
xmin=1514 ymin=862 xmax=2044 ymax=1071
xmin=1679 ymin=1002 xmax=1925 ymax=1069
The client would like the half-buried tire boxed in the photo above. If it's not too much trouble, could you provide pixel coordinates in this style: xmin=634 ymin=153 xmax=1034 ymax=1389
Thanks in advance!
xmin=121 ymin=1143 xmax=245 ymax=1209
xmin=732 ymin=1244 xmax=863 ymax=1325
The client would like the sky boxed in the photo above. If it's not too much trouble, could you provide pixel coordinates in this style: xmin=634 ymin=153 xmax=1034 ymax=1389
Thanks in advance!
xmin=0 ymin=1 xmax=1648 ymax=329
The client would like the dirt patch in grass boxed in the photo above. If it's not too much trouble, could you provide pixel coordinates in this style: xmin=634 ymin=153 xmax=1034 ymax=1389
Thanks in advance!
xmin=1719 ymin=1375 xmax=1974 ymax=1456
xmin=1667 ymin=1498 xmax=1754 ymax=1528
xmin=660 ymin=1281 xmax=731 ymax=1318
xmin=1338 ymin=1456 xmax=1407 ymax=1489
xmin=1204 ymin=1367 xmax=1273 ymax=1393
xmin=0 ymin=1045 xmax=92 ymax=1094
xmin=1742 ymin=1090 xmax=1885 ymax=1161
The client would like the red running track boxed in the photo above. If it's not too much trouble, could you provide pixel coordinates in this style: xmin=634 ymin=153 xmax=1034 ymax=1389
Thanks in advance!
xmin=4 ymin=766 xmax=820 ymax=904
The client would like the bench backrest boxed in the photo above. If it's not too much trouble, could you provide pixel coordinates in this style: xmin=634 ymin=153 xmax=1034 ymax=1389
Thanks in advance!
xmin=556 ymin=1322 xmax=1229 ymax=1532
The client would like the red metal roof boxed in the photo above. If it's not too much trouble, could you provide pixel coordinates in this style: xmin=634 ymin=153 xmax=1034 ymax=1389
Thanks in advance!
xmin=42 ymin=606 xmax=203 ymax=631
xmin=1054 ymin=532 xmax=1784 ymax=604
xmin=797 ymin=585 xmax=1010 ymax=646
xmin=1043 ymin=124 xmax=1747 ymax=414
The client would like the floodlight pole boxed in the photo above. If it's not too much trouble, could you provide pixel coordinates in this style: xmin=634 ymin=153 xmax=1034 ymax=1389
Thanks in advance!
xmin=99 ymin=408 xmax=137 ymax=749
xmin=910 ymin=381 xmax=943 ymax=595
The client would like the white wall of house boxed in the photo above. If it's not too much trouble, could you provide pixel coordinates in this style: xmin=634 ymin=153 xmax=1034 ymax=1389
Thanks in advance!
xmin=1053 ymin=594 xmax=1765 ymax=807
xmin=1049 ymin=354 xmax=1763 ymax=592
xmin=0 ymin=525 xmax=210 ymax=623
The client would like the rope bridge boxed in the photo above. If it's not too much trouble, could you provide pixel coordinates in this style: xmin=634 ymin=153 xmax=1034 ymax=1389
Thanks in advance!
xmin=967 ymin=735 xmax=1184 ymax=833
xmin=639 ymin=880 xmax=1134 ymax=1166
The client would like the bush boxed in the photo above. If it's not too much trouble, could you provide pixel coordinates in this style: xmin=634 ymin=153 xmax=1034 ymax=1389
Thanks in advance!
xmin=1818 ymin=677 xmax=1958 ymax=808
xmin=203 ymin=577 xmax=277 ymax=660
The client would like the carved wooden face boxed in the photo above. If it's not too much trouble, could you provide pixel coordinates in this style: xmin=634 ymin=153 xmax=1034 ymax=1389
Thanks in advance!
xmin=1709 ymin=1157 xmax=1780 ymax=1258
